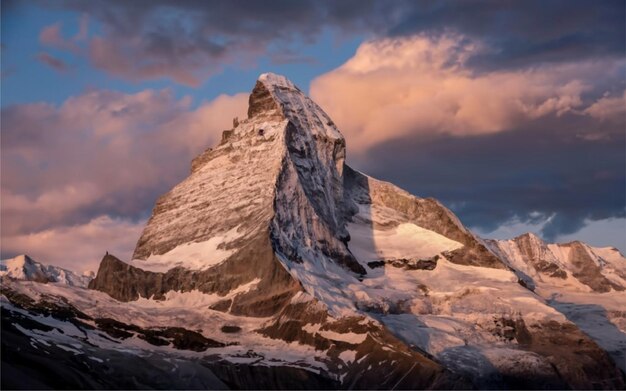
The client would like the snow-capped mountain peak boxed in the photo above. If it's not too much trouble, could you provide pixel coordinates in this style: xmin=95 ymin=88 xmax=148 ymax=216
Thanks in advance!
xmin=0 ymin=254 xmax=92 ymax=287
xmin=486 ymin=233 xmax=626 ymax=293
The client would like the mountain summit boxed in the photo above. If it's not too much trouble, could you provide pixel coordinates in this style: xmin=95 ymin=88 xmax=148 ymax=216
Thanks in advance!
xmin=2 ymin=74 xmax=625 ymax=389
xmin=133 ymin=72 xmax=362 ymax=273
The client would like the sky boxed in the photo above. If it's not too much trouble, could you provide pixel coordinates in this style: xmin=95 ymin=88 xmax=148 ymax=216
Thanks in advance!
xmin=1 ymin=0 xmax=625 ymax=272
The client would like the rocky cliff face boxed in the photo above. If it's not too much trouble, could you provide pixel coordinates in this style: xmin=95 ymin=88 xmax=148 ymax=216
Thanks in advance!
xmin=343 ymin=166 xmax=506 ymax=269
xmin=3 ymin=73 xmax=625 ymax=390
xmin=91 ymin=233 xmax=300 ymax=317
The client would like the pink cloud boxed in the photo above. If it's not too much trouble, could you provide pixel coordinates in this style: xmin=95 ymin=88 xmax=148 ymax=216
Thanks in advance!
xmin=39 ymin=22 xmax=80 ymax=53
xmin=1 ymin=89 xmax=248 ymax=262
xmin=39 ymin=22 xmax=64 ymax=46
xmin=584 ymin=91 xmax=626 ymax=121
xmin=309 ymin=34 xmax=625 ymax=155
xmin=1 ymin=216 xmax=145 ymax=273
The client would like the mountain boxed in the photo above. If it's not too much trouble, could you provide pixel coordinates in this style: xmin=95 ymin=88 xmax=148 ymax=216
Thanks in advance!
xmin=2 ymin=73 xmax=624 ymax=390
xmin=486 ymin=233 xmax=626 ymax=374
xmin=487 ymin=233 xmax=626 ymax=293
xmin=0 ymin=254 xmax=93 ymax=287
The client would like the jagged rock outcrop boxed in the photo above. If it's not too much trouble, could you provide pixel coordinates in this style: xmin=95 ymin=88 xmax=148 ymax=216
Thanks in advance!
xmin=90 ymin=232 xmax=300 ymax=317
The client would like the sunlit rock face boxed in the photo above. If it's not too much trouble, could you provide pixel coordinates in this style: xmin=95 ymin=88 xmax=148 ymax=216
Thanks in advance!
xmin=3 ymin=73 xmax=625 ymax=390
xmin=132 ymin=73 xmax=359 ymax=273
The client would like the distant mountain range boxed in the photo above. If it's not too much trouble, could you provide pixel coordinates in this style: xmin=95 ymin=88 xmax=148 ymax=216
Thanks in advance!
xmin=1 ymin=254 xmax=93 ymax=287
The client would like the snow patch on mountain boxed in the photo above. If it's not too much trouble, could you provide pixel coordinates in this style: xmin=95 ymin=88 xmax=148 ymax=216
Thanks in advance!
xmin=132 ymin=279 xmax=260 ymax=309
xmin=347 ymin=220 xmax=463 ymax=264
xmin=130 ymin=225 xmax=242 ymax=272
xmin=1 ymin=278 xmax=336 ymax=377
xmin=302 ymin=323 xmax=368 ymax=344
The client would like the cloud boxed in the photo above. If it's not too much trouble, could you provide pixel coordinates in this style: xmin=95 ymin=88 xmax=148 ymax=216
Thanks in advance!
xmin=35 ymin=52 xmax=69 ymax=72
xmin=1 ymin=88 xmax=248 ymax=266
xmin=43 ymin=0 xmax=623 ymax=85
xmin=1 ymin=216 xmax=145 ymax=273
xmin=584 ymin=91 xmax=626 ymax=121
xmin=56 ymin=0 xmax=370 ymax=86
xmin=310 ymin=34 xmax=625 ymax=154
xmin=473 ymin=213 xmax=554 ymax=242
xmin=39 ymin=22 xmax=64 ymax=46
xmin=307 ymin=34 xmax=625 ymax=249
xmin=39 ymin=22 xmax=81 ymax=53
xmin=353 ymin=111 xmax=625 ymax=246
xmin=475 ymin=215 xmax=626 ymax=254
xmin=73 ymin=13 xmax=89 ymax=41
xmin=555 ymin=217 xmax=626 ymax=253
xmin=387 ymin=1 xmax=625 ymax=71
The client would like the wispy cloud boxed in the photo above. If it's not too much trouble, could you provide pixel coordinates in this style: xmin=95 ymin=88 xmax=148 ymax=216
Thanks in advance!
xmin=583 ymin=91 xmax=626 ymax=121
xmin=35 ymin=52 xmax=69 ymax=72
xmin=1 ymin=215 xmax=145 ymax=273
xmin=39 ymin=22 xmax=81 ymax=53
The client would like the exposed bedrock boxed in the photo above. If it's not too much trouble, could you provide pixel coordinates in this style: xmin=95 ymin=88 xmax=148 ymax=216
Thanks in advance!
xmin=90 ymin=231 xmax=300 ymax=317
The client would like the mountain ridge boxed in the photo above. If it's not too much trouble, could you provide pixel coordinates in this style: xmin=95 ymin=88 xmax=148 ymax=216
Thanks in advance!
xmin=0 ymin=254 xmax=93 ymax=287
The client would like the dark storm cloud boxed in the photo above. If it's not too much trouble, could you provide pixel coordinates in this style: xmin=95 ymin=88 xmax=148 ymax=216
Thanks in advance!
xmin=46 ymin=0 xmax=625 ymax=84
xmin=388 ymin=0 xmax=625 ymax=70
xmin=47 ymin=0 xmax=401 ymax=85
xmin=356 ymin=113 xmax=625 ymax=241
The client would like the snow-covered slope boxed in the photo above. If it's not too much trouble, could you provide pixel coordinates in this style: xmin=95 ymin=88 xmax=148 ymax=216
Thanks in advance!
xmin=487 ymin=233 xmax=626 ymax=293
xmin=0 ymin=254 xmax=92 ymax=287
xmin=486 ymin=234 xmax=626 ymax=374
xmin=2 ymin=73 xmax=624 ymax=389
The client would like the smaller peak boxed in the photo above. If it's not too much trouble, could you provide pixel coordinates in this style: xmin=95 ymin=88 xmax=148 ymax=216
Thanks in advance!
xmin=258 ymin=73 xmax=299 ymax=91
xmin=102 ymin=252 xmax=121 ymax=261
xmin=2 ymin=254 xmax=35 ymax=266
xmin=248 ymin=73 xmax=303 ymax=119
xmin=515 ymin=232 xmax=544 ymax=243
xmin=558 ymin=240 xmax=585 ymax=248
